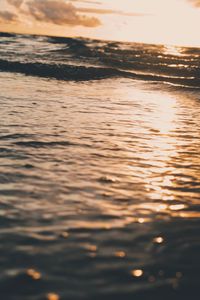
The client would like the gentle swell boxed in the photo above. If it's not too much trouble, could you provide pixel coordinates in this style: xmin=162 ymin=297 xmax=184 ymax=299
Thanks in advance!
xmin=0 ymin=58 xmax=199 ymax=88
xmin=0 ymin=59 xmax=126 ymax=81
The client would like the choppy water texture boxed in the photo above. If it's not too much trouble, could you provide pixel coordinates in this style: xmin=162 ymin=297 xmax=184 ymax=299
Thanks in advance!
xmin=0 ymin=33 xmax=200 ymax=300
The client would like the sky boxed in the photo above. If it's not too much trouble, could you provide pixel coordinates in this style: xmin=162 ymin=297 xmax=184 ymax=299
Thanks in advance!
xmin=0 ymin=0 xmax=200 ymax=46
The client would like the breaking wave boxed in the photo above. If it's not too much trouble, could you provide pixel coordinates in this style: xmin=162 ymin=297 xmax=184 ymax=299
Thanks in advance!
xmin=0 ymin=33 xmax=199 ymax=88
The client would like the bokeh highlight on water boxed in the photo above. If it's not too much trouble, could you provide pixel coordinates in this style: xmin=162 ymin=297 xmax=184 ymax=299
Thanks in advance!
xmin=0 ymin=33 xmax=200 ymax=300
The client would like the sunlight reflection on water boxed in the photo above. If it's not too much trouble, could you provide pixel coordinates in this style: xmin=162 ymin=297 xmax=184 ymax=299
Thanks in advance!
xmin=163 ymin=45 xmax=183 ymax=57
xmin=0 ymin=73 xmax=200 ymax=299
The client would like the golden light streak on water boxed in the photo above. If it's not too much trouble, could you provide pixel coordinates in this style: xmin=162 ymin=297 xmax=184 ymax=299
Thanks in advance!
xmin=153 ymin=236 xmax=164 ymax=244
xmin=115 ymin=251 xmax=126 ymax=258
xmin=47 ymin=293 xmax=60 ymax=300
xmin=140 ymin=92 xmax=179 ymax=205
xmin=26 ymin=269 xmax=41 ymax=280
xmin=169 ymin=204 xmax=186 ymax=211
xmin=163 ymin=45 xmax=183 ymax=57
xmin=131 ymin=269 xmax=144 ymax=277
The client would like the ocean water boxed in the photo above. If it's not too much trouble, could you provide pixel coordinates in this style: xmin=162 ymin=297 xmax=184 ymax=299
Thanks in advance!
xmin=0 ymin=32 xmax=200 ymax=300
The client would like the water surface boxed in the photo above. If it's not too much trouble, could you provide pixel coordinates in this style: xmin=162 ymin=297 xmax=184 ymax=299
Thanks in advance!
xmin=0 ymin=33 xmax=200 ymax=300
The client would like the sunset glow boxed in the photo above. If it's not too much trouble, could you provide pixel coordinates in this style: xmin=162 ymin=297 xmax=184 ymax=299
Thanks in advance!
xmin=0 ymin=0 xmax=200 ymax=46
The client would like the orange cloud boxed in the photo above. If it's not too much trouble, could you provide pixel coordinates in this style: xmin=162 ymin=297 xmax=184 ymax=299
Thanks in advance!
xmin=188 ymin=0 xmax=200 ymax=6
xmin=5 ymin=0 xmax=101 ymax=27
xmin=0 ymin=10 xmax=18 ymax=23
xmin=7 ymin=0 xmax=24 ymax=8
xmin=4 ymin=0 xmax=144 ymax=29
xmin=26 ymin=0 xmax=101 ymax=26
xmin=77 ymin=7 xmax=144 ymax=16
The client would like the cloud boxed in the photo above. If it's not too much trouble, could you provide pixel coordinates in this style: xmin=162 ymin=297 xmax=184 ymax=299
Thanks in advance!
xmin=77 ymin=7 xmax=144 ymax=16
xmin=3 ymin=0 xmax=144 ymax=29
xmin=26 ymin=0 xmax=100 ymax=27
xmin=0 ymin=0 xmax=145 ymax=27
xmin=0 ymin=10 xmax=18 ymax=22
xmin=188 ymin=0 xmax=200 ymax=7
xmin=7 ymin=0 xmax=24 ymax=8
xmin=6 ymin=0 xmax=101 ymax=27
xmin=70 ymin=0 xmax=102 ymax=4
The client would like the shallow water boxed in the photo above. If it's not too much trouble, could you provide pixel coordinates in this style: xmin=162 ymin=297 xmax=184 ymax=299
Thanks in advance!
xmin=0 ymin=33 xmax=200 ymax=300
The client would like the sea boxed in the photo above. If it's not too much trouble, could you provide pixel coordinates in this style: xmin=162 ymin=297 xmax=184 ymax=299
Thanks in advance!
xmin=0 ymin=32 xmax=200 ymax=300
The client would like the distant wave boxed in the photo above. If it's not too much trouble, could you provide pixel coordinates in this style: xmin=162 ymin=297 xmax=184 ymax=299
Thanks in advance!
xmin=0 ymin=32 xmax=15 ymax=37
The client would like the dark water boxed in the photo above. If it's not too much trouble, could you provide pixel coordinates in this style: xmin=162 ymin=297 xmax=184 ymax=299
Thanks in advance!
xmin=0 ymin=33 xmax=200 ymax=300
xmin=0 ymin=32 xmax=200 ymax=87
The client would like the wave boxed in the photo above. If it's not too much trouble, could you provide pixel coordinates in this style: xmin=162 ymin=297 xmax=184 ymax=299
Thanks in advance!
xmin=0 ymin=59 xmax=128 ymax=80
xmin=0 ymin=33 xmax=199 ymax=88
xmin=0 ymin=58 xmax=199 ymax=88
xmin=0 ymin=32 xmax=15 ymax=38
